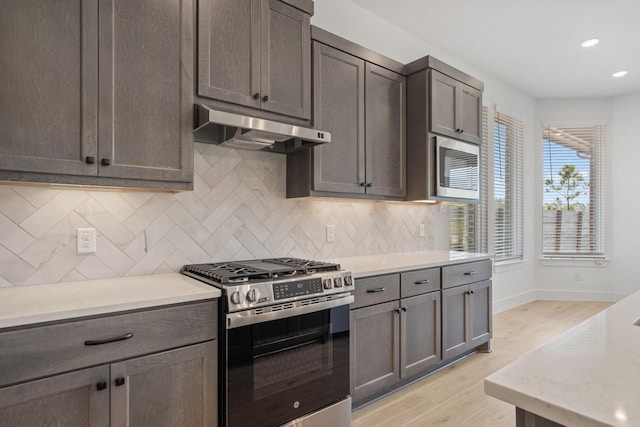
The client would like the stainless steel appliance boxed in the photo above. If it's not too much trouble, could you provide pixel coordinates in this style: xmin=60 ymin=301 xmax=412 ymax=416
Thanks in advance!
xmin=181 ymin=258 xmax=354 ymax=427
xmin=436 ymin=136 xmax=480 ymax=200
xmin=194 ymin=104 xmax=331 ymax=153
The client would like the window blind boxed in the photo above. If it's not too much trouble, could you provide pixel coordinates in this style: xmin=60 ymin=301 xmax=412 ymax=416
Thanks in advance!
xmin=449 ymin=106 xmax=489 ymax=253
xmin=542 ymin=125 xmax=605 ymax=257
xmin=494 ymin=112 xmax=524 ymax=262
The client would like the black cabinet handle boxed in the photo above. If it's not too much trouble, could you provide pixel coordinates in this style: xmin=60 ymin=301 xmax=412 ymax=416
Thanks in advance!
xmin=101 ymin=158 xmax=111 ymax=166
xmin=84 ymin=332 xmax=134 ymax=346
xmin=366 ymin=183 xmax=372 ymax=187
xmin=464 ymin=271 xmax=477 ymax=276
xmin=115 ymin=377 xmax=126 ymax=387
xmin=253 ymin=93 xmax=260 ymax=99
xmin=466 ymin=290 xmax=472 ymax=295
xmin=96 ymin=381 xmax=107 ymax=391
xmin=366 ymin=287 xmax=385 ymax=293
xmin=470 ymin=290 xmax=475 ymax=294
xmin=395 ymin=308 xmax=401 ymax=314
xmin=414 ymin=279 xmax=431 ymax=285
xmin=85 ymin=156 xmax=95 ymax=164
xmin=460 ymin=129 xmax=464 ymax=133
xmin=359 ymin=182 xmax=366 ymax=187
xmin=262 ymin=95 xmax=269 ymax=102
xmin=402 ymin=306 xmax=408 ymax=312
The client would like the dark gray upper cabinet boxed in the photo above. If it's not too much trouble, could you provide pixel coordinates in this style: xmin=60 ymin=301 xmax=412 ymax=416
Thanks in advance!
xmin=198 ymin=0 xmax=311 ymax=120
xmin=431 ymin=69 xmax=482 ymax=144
xmin=98 ymin=0 xmax=193 ymax=184
xmin=287 ymin=32 xmax=405 ymax=200
xmin=0 ymin=0 xmax=194 ymax=190
xmin=0 ymin=0 xmax=98 ymax=177
xmin=405 ymin=56 xmax=484 ymax=145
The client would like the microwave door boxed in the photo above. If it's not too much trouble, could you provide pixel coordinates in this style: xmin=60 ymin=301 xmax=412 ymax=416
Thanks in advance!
xmin=437 ymin=137 xmax=479 ymax=200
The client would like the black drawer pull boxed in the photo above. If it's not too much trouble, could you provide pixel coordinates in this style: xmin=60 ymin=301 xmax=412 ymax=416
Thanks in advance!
xmin=101 ymin=158 xmax=111 ymax=166
xmin=414 ymin=279 xmax=431 ymax=285
xmin=464 ymin=271 xmax=477 ymax=276
xmin=115 ymin=377 xmax=126 ymax=387
xmin=96 ymin=381 xmax=107 ymax=391
xmin=366 ymin=287 xmax=385 ymax=293
xmin=85 ymin=156 xmax=95 ymax=164
xmin=84 ymin=332 xmax=134 ymax=346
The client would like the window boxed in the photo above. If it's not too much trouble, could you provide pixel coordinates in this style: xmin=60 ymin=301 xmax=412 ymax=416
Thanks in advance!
xmin=449 ymin=107 xmax=489 ymax=253
xmin=449 ymin=108 xmax=523 ymax=264
xmin=494 ymin=112 xmax=524 ymax=262
xmin=542 ymin=125 xmax=605 ymax=258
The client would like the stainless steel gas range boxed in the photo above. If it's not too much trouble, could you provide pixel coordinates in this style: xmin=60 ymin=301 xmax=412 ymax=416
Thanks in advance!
xmin=181 ymin=258 xmax=354 ymax=427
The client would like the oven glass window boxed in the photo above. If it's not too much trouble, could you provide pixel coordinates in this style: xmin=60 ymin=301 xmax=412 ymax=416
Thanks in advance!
xmin=440 ymin=146 xmax=479 ymax=191
xmin=226 ymin=305 xmax=349 ymax=427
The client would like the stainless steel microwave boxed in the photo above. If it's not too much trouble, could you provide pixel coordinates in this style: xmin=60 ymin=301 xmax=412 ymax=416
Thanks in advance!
xmin=436 ymin=136 xmax=480 ymax=200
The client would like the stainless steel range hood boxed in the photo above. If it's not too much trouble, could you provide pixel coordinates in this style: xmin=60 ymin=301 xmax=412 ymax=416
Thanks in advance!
xmin=193 ymin=104 xmax=331 ymax=153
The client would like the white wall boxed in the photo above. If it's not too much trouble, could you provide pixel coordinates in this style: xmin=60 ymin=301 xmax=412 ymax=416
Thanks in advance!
xmin=610 ymin=92 xmax=640 ymax=297
xmin=313 ymin=0 xmax=538 ymax=312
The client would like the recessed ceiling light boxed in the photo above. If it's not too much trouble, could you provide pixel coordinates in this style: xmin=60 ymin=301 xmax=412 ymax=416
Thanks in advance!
xmin=612 ymin=71 xmax=628 ymax=78
xmin=581 ymin=38 xmax=599 ymax=48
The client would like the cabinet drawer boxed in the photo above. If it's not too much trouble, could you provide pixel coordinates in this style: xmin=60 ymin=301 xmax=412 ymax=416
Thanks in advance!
xmin=400 ymin=268 xmax=440 ymax=298
xmin=352 ymin=274 xmax=400 ymax=309
xmin=442 ymin=260 xmax=492 ymax=289
xmin=0 ymin=301 xmax=217 ymax=387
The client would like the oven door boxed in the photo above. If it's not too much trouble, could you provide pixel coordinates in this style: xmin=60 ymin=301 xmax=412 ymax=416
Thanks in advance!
xmin=436 ymin=136 xmax=480 ymax=200
xmin=224 ymin=296 xmax=352 ymax=427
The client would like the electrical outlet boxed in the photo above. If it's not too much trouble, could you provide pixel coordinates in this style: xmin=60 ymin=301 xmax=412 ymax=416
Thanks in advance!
xmin=77 ymin=228 xmax=97 ymax=254
xmin=419 ymin=223 xmax=425 ymax=237
xmin=326 ymin=225 xmax=336 ymax=242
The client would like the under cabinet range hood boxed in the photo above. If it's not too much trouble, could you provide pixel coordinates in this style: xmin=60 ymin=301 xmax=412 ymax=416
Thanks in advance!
xmin=193 ymin=104 xmax=331 ymax=153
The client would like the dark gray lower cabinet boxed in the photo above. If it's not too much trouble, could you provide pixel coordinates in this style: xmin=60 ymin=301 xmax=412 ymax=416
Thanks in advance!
xmin=350 ymin=278 xmax=441 ymax=404
xmin=0 ymin=365 xmax=110 ymax=427
xmin=401 ymin=292 xmax=441 ymax=378
xmin=111 ymin=342 xmax=217 ymax=427
xmin=442 ymin=280 xmax=492 ymax=360
xmin=351 ymin=300 xmax=400 ymax=402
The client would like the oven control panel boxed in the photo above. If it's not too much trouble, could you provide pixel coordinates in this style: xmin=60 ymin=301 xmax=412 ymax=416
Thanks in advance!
xmin=226 ymin=271 xmax=354 ymax=312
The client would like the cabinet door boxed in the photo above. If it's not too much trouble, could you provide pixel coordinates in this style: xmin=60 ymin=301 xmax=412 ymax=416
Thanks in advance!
xmin=469 ymin=280 xmax=492 ymax=348
xmin=350 ymin=300 xmax=400 ymax=403
xmin=197 ymin=0 xmax=261 ymax=108
xmin=401 ymin=292 xmax=441 ymax=378
xmin=312 ymin=42 xmax=366 ymax=194
xmin=430 ymin=69 xmax=458 ymax=139
xmin=98 ymin=0 xmax=193 ymax=183
xmin=458 ymin=83 xmax=482 ymax=144
xmin=111 ymin=341 xmax=217 ymax=427
xmin=0 ymin=365 xmax=109 ymax=427
xmin=0 ymin=0 xmax=98 ymax=176
xmin=442 ymin=285 xmax=470 ymax=360
xmin=261 ymin=0 xmax=311 ymax=119
xmin=365 ymin=63 xmax=406 ymax=197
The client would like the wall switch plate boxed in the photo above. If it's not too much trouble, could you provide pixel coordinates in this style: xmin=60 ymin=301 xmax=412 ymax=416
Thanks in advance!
xmin=419 ymin=223 xmax=425 ymax=237
xmin=326 ymin=225 xmax=336 ymax=242
xmin=77 ymin=228 xmax=97 ymax=254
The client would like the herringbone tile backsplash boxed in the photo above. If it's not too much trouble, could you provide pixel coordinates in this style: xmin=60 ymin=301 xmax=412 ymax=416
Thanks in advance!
xmin=0 ymin=143 xmax=438 ymax=287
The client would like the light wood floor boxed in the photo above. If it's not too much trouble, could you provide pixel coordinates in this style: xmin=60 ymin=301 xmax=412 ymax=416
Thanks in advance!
xmin=352 ymin=300 xmax=613 ymax=427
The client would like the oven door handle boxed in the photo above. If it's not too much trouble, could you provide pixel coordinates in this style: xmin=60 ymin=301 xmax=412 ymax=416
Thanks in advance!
xmin=226 ymin=293 xmax=354 ymax=329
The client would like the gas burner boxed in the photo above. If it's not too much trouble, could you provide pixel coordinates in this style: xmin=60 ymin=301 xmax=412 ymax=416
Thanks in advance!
xmin=181 ymin=258 xmax=341 ymax=285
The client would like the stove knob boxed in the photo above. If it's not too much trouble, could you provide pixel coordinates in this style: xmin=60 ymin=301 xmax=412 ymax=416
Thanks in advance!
xmin=344 ymin=275 xmax=353 ymax=287
xmin=246 ymin=288 xmax=260 ymax=303
xmin=230 ymin=291 xmax=244 ymax=305
xmin=334 ymin=277 xmax=343 ymax=287
xmin=323 ymin=279 xmax=332 ymax=289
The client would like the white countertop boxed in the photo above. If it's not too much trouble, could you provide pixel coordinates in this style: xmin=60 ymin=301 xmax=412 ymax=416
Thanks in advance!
xmin=485 ymin=291 xmax=640 ymax=427
xmin=328 ymin=250 xmax=491 ymax=278
xmin=0 ymin=273 xmax=220 ymax=330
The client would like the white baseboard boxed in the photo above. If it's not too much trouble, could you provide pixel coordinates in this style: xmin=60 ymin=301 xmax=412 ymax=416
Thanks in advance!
xmin=492 ymin=290 xmax=537 ymax=314
xmin=535 ymin=289 xmax=624 ymax=302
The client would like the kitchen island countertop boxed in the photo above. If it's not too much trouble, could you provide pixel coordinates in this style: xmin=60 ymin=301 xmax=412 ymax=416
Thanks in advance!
xmin=0 ymin=273 xmax=220 ymax=330
xmin=485 ymin=290 xmax=640 ymax=426
xmin=328 ymin=250 xmax=491 ymax=278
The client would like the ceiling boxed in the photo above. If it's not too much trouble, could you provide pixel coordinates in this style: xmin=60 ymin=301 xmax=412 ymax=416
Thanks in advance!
xmin=350 ymin=0 xmax=640 ymax=99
